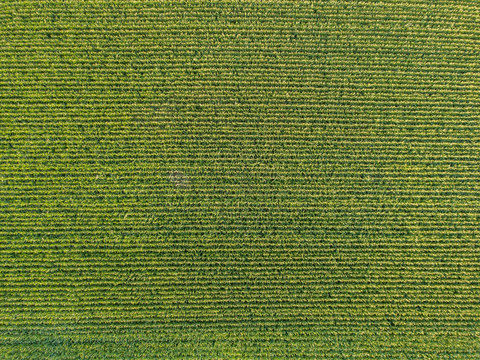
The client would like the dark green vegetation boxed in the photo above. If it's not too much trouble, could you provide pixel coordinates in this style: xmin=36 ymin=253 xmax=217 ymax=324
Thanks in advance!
xmin=1 ymin=1 xmax=479 ymax=358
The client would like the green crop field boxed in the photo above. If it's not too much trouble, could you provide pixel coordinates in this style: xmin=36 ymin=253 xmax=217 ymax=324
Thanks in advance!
xmin=1 ymin=1 xmax=479 ymax=359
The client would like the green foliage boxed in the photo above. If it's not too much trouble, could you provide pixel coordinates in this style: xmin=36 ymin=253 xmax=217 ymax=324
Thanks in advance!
xmin=0 ymin=1 xmax=479 ymax=358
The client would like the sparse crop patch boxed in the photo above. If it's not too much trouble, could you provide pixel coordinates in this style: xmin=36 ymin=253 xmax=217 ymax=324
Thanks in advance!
xmin=169 ymin=171 xmax=190 ymax=188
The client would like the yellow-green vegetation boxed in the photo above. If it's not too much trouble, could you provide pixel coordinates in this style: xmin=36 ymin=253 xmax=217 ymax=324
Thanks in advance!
xmin=1 ymin=1 xmax=479 ymax=358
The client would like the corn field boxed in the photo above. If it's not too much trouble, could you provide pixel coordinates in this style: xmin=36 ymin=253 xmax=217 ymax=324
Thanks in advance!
xmin=0 ymin=1 xmax=479 ymax=359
